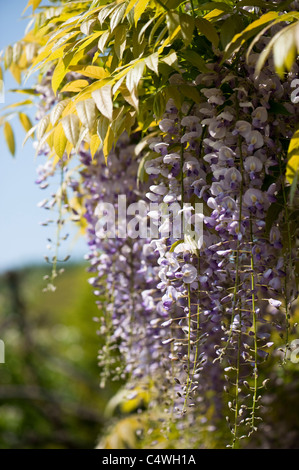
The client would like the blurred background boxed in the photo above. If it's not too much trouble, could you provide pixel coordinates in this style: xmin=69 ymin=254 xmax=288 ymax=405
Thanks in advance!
xmin=0 ymin=0 xmax=118 ymax=449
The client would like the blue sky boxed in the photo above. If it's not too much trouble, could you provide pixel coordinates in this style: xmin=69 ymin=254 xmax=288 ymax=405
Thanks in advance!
xmin=0 ymin=0 xmax=87 ymax=272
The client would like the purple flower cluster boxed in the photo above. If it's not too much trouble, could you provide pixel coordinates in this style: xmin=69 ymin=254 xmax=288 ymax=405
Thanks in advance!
xmin=142 ymin=53 xmax=299 ymax=432
xmin=78 ymin=137 xmax=171 ymax=387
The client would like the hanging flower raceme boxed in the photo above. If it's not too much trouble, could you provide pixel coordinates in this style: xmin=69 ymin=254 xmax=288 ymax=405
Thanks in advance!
xmin=77 ymin=136 xmax=173 ymax=388
xmin=142 ymin=47 xmax=299 ymax=443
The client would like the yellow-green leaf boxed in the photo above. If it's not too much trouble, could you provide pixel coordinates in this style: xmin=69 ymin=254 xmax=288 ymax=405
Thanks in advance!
xmin=144 ymin=52 xmax=159 ymax=75
xmin=110 ymin=3 xmax=127 ymax=32
xmin=286 ymin=128 xmax=299 ymax=184
xmin=97 ymin=115 xmax=109 ymax=144
xmin=50 ymin=99 xmax=71 ymax=126
xmin=103 ymin=125 xmax=114 ymax=162
xmin=19 ymin=112 xmax=33 ymax=133
xmin=36 ymin=115 xmax=50 ymax=141
xmin=224 ymin=11 xmax=279 ymax=60
xmin=125 ymin=0 xmax=137 ymax=18
xmin=166 ymin=11 xmax=180 ymax=38
xmin=10 ymin=64 xmax=22 ymax=84
xmin=273 ymin=24 xmax=297 ymax=77
xmin=90 ymin=133 xmax=101 ymax=158
xmin=4 ymin=121 xmax=15 ymax=156
xmin=68 ymin=65 xmax=108 ymax=80
xmin=61 ymin=80 xmax=90 ymax=93
xmin=23 ymin=0 xmax=42 ymax=14
xmin=2 ymin=99 xmax=32 ymax=111
xmin=4 ymin=46 xmax=13 ymax=69
xmin=98 ymin=30 xmax=110 ymax=53
xmin=76 ymin=98 xmax=97 ymax=131
xmin=61 ymin=114 xmax=81 ymax=148
xmin=134 ymin=0 xmax=149 ymax=25
xmin=12 ymin=43 xmax=22 ymax=64
xmin=195 ymin=17 xmax=219 ymax=48
xmin=53 ymin=122 xmax=68 ymax=159
xmin=52 ymin=58 xmax=68 ymax=96
xmin=114 ymin=24 xmax=127 ymax=60
xmin=126 ymin=60 xmax=145 ymax=92
xmin=52 ymin=49 xmax=86 ymax=95
xmin=92 ymin=85 xmax=113 ymax=121
xmin=180 ymin=84 xmax=201 ymax=103
xmin=181 ymin=50 xmax=209 ymax=73
xmin=180 ymin=13 xmax=195 ymax=48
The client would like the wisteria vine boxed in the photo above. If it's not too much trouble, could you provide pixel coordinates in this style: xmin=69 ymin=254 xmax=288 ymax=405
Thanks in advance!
xmin=4 ymin=0 xmax=299 ymax=449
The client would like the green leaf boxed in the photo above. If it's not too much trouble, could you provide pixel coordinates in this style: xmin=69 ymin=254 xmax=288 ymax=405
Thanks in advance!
xmin=166 ymin=11 xmax=180 ymax=38
xmin=50 ymin=99 xmax=71 ymax=126
xmin=125 ymin=0 xmax=138 ymax=18
xmin=268 ymin=101 xmax=291 ymax=116
xmin=237 ymin=0 xmax=268 ymax=6
xmin=197 ymin=2 xmax=232 ymax=12
xmin=180 ymin=13 xmax=195 ymax=48
xmin=110 ymin=2 xmax=127 ymax=32
xmin=3 ymin=121 xmax=15 ymax=156
xmin=126 ymin=60 xmax=145 ymax=93
xmin=289 ymin=170 xmax=298 ymax=206
xmin=114 ymin=24 xmax=127 ymax=60
xmin=9 ymin=88 xmax=38 ymax=96
xmin=220 ymin=14 xmax=244 ymax=50
xmin=179 ymin=84 xmax=201 ymax=104
xmin=92 ymin=85 xmax=113 ymax=121
xmin=61 ymin=114 xmax=81 ymax=148
xmin=97 ymin=115 xmax=109 ymax=144
xmin=80 ymin=19 xmax=97 ymax=36
xmin=195 ymin=17 xmax=219 ymax=48
xmin=98 ymin=3 xmax=119 ymax=25
xmin=12 ymin=43 xmax=22 ymax=64
xmin=153 ymin=92 xmax=166 ymax=119
xmin=223 ymin=11 xmax=279 ymax=61
xmin=76 ymin=98 xmax=98 ymax=131
xmin=1 ymin=99 xmax=33 ymax=111
xmin=144 ymin=53 xmax=159 ymax=75
xmin=36 ymin=115 xmax=50 ymax=141
xmin=181 ymin=50 xmax=209 ymax=72
xmin=98 ymin=30 xmax=110 ymax=53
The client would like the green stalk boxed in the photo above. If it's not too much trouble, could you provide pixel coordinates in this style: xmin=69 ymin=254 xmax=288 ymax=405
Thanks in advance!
xmin=249 ymin=218 xmax=258 ymax=432
xmin=183 ymin=284 xmax=192 ymax=412
xmin=278 ymin=152 xmax=292 ymax=361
